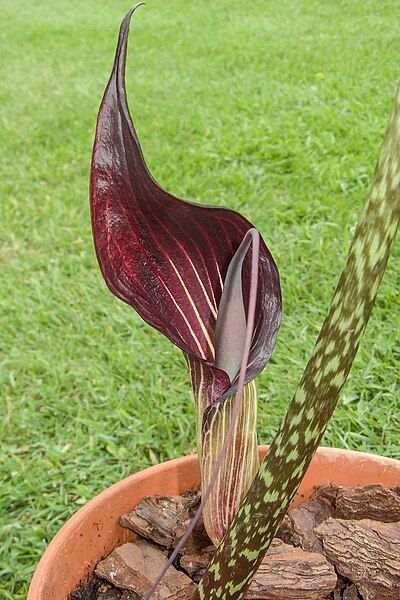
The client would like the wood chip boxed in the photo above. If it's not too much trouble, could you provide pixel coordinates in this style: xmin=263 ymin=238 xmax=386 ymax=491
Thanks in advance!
xmin=180 ymin=547 xmax=214 ymax=583
xmin=119 ymin=490 xmax=200 ymax=548
xmin=245 ymin=542 xmax=337 ymax=599
xmin=266 ymin=538 xmax=300 ymax=556
xmin=316 ymin=518 xmax=400 ymax=599
xmin=342 ymin=584 xmax=359 ymax=600
xmin=95 ymin=540 xmax=195 ymax=600
xmin=286 ymin=497 xmax=333 ymax=553
xmin=316 ymin=484 xmax=400 ymax=522
xmin=331 ymin=577 xmax=361 ymax=600
xmin=275 ymin=515 xmax=294 ymax=544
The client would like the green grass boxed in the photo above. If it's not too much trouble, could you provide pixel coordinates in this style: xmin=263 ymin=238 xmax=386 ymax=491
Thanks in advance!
xmin=1 ymin=0 xmax=399 ymax=597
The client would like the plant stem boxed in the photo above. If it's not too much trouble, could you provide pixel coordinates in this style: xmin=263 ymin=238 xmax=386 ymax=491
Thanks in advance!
xmin=200 ymin=380 xmax=259 ymax=545
xmin=194 ymin=85 xmax=400 ymax=600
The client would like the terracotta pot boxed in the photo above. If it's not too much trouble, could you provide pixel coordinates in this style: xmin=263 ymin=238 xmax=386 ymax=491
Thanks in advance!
xmin=28 ymin=446 xmax=400 ymax=599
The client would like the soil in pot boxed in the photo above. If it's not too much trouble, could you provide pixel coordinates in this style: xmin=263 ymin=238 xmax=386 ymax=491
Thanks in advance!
xmin=70 ymin=483 xmax=400 ymax=600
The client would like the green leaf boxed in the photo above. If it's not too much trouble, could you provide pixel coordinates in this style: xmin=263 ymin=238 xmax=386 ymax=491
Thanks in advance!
xmin=195 ymin=85 xmax=400 ymax=600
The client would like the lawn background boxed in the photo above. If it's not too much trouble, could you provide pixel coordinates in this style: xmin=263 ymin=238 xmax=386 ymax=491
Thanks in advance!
xmin=1 ymin=1 xmax=399 ymax=597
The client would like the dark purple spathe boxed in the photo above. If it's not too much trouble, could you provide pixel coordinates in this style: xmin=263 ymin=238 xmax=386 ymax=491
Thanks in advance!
xmin=90 ymin=6 xmax=282 ymax=403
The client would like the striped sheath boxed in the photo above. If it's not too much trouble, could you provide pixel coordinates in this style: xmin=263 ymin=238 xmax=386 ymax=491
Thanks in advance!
xmin=188 ymin=356 xmax=259 ymax=545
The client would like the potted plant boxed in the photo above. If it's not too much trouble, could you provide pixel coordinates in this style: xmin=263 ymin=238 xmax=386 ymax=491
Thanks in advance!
xmin=28 ymin=6 xmax=400 ymax=600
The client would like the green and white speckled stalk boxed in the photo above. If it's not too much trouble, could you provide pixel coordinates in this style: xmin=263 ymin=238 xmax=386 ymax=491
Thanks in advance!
xmin=194 ymin=85 xmax=400 ymax=600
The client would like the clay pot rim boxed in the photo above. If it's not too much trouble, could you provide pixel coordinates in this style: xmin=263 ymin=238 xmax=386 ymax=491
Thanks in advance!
xmin=28 ymin=445 xmax=400 ymax=599
xmin=41 ymin=446 xmax=397 ymax=536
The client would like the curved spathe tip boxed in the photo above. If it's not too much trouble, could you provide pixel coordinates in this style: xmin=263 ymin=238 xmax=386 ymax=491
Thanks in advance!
xmin=90 ymin=9 xmax=282 ymax=403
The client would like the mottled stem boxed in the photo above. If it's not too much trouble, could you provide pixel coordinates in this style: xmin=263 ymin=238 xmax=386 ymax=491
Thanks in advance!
xmin=194 ymin=85 xmax=400 ymax=600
